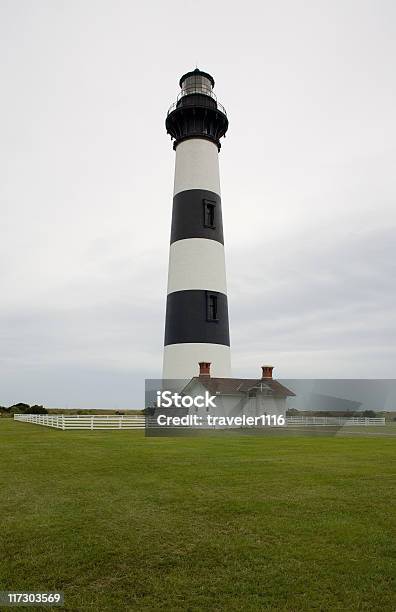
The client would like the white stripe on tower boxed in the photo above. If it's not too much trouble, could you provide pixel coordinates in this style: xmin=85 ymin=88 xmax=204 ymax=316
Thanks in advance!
xmin=167 ymin=238 xmax=227 ymax=295
xmin=173 ymin=139 xmax=220 ymax=196
xmin=163 ymin=69 xmax=231 ymax=380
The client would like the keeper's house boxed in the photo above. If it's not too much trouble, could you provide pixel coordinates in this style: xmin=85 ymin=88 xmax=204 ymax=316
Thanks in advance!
xmin=182 ymin=362 xmax=295 ymax=420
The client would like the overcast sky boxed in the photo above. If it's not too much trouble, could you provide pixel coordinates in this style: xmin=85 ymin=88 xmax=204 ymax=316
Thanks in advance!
xmin=1 ymin=0 xmax=395 ymax=408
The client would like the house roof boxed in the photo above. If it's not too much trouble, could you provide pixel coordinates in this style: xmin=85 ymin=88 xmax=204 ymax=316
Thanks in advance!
xmin=185 ymin=377 xmax=295 ymax=397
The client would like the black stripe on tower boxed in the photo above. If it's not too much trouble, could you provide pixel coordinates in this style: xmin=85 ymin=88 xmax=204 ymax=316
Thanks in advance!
xmin=171 ymin=189 xmax=223 ymax=244
xmin=171 ymin=189 xmax=224 ymax=244
xmin=164 ymin=290 xmax=230 ymax=346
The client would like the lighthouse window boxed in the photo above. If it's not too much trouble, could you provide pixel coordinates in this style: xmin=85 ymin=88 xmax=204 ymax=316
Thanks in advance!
xmin=207 ymin=293 xmax=219 ymax=321
xmin=203 ymin=200 xmax=216 ymax=229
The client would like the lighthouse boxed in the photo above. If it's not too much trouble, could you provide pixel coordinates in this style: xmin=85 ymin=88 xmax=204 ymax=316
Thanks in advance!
xmin=163 ymin=69 xmax=231 ymax=380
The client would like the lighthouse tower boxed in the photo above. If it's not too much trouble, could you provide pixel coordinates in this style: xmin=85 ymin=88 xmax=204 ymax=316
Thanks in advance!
xmin=163 ymin=69 xmax=231 ymax=380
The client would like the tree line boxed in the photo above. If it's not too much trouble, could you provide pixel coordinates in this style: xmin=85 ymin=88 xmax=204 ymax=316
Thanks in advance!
xmin=0 ymin=403 xmax=48 ymax=415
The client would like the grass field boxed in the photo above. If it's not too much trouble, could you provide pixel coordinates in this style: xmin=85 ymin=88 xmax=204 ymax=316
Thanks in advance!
xmin=1 ymin=420 xmax=395 ymax=611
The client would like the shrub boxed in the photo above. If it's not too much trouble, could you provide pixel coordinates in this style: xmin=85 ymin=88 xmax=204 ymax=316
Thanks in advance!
xmin=8 ymin=403 xmax=30 ymax=413
xmin=30 ymin=405 xmax=48 ymax=414
xmin=362 ymin=410 xmax=377 ymax=418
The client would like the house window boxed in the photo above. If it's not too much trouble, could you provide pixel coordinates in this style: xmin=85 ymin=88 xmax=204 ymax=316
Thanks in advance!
xmin=206 ymin=293 xmax=219 ymax=321
xmin=203 ymin=200 xmax=216 ymax=229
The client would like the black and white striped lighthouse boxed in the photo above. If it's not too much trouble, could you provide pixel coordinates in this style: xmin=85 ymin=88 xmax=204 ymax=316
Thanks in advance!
xmin=163 ymin=69 xmax=231 ymax=380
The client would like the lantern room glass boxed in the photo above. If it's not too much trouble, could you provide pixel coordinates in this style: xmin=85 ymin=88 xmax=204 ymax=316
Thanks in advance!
xmin=180 ymin=75 xmax=213 ymax=98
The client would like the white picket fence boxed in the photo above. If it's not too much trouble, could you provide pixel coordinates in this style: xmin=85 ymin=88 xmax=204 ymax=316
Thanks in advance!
xmin=14 ymin=413 xmax=385 ymax=430
xmin=14 ymin=414 xmax=145 ymax=430
xmin=287 ymin=416 xmax=385 ymax=426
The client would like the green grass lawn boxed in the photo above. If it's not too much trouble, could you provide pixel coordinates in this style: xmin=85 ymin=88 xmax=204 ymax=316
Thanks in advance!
xmin=1 ymin=420 xmax=395 ymax=611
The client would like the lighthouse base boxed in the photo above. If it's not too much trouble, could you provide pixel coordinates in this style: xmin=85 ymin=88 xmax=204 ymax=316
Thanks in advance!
xmin=163 ymin=343 xmax=231 ymax=380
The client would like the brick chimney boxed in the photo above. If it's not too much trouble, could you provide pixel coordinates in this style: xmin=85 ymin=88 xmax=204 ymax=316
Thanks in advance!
xmin=199 ymin=362 xmax=211 ymax=377
xmin=261 ymin=365 xmax=274 ymax=379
